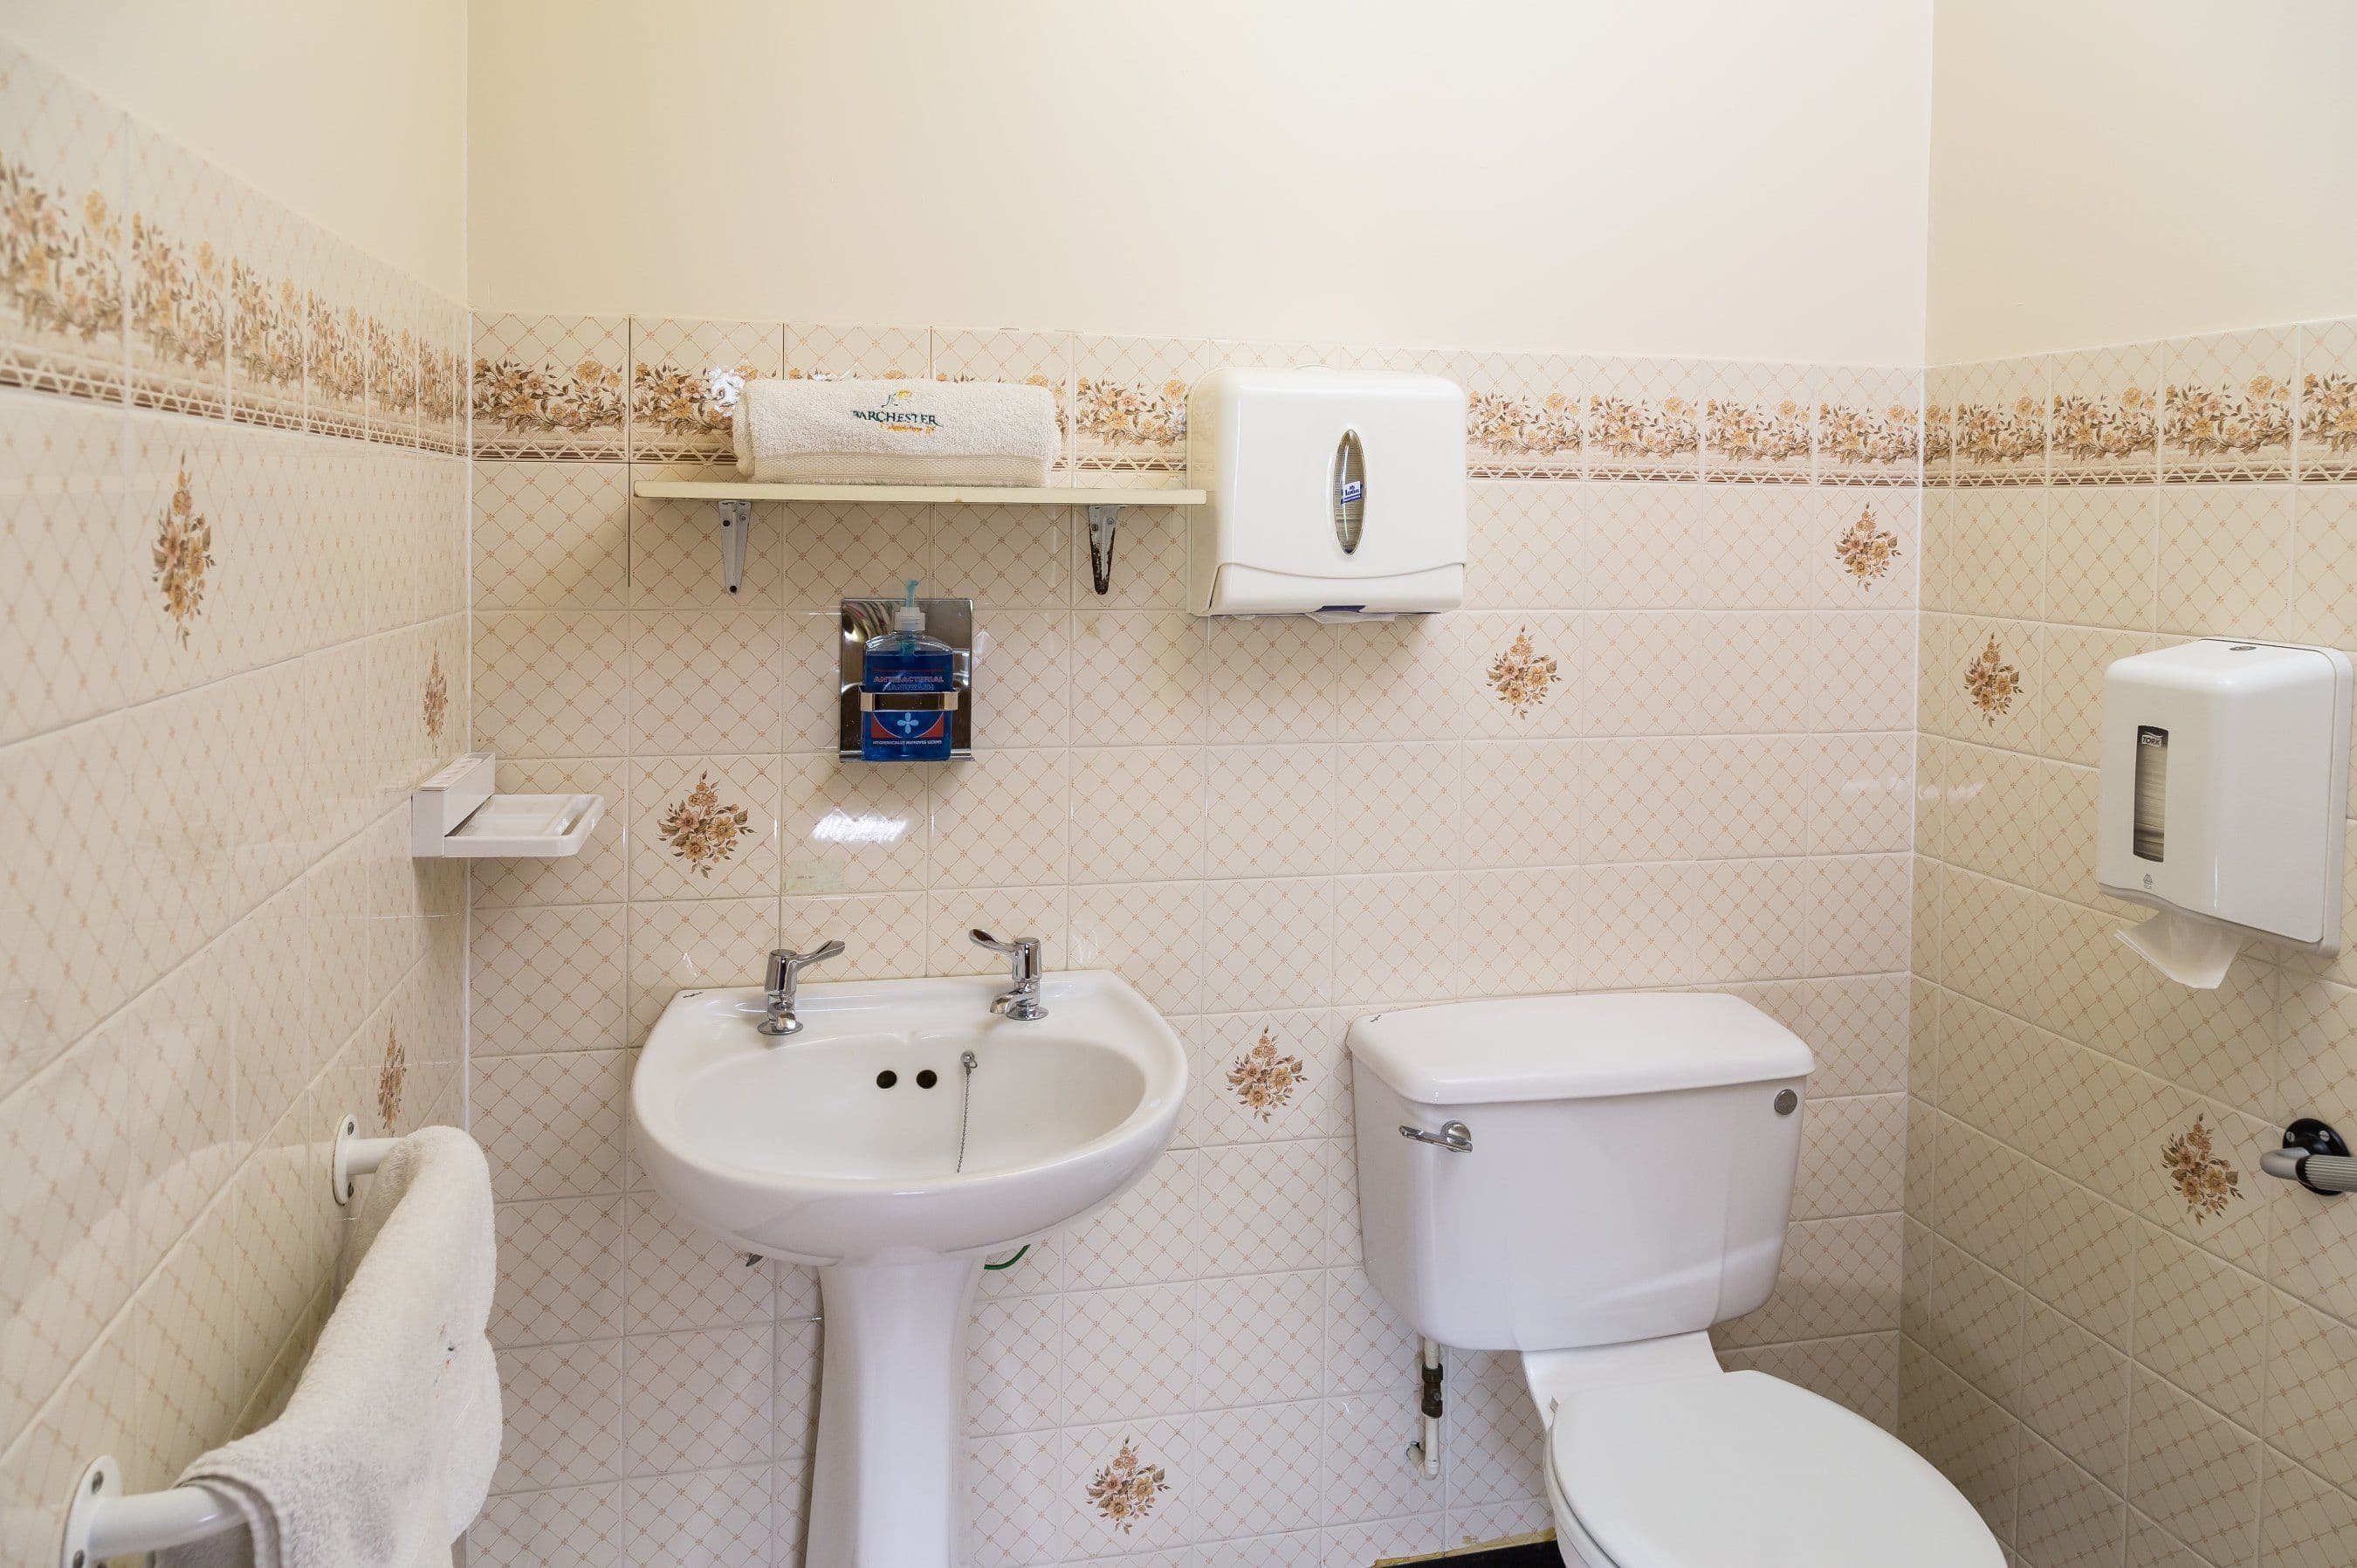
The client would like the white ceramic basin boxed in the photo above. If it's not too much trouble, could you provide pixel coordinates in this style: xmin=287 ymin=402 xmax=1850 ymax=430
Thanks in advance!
xmin=629 ymin=969 xmax=1187 ymax=1568
xmin=631 ymin=969 xmax=1186 ymax=1263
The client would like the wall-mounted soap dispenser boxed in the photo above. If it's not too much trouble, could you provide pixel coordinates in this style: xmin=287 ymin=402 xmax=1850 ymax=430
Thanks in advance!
xmin=2097 ymin=637 xmax=2352 ymax=986
xmin=1185 ymin=367 xmax=1466 ymax=618
xmin=838 ymin=587 xmax=973 ymax=760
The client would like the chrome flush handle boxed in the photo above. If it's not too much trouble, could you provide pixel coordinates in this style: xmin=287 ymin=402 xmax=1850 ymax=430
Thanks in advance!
xmin=1399 ymin=1120 xmax=1472 ymax=1153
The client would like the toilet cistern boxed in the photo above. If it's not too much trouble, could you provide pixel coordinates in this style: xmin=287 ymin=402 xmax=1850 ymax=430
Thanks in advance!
xmin=1347 ymin=991 xmax=2002 ymax=1568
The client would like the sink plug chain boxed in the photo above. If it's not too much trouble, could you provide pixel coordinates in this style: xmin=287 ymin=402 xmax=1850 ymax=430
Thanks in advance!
xmin=955 ymin=1050 xmax=978 ymax=1173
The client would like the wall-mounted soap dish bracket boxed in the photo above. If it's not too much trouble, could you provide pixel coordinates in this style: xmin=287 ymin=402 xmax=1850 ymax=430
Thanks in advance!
xmin=625 ymin=479 xmax=1206 ymax=598
xmin=410 ymin=752 xmax=606 ymax=858
xmin=840 ymin=597 xmax=974 ymax=760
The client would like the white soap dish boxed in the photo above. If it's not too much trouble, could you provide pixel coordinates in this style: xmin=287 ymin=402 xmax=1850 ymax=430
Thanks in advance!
xmin=411 ymin=753 xmax=605 ymax=859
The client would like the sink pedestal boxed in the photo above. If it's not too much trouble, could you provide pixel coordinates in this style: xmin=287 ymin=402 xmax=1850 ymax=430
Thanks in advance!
xmin=802 ymin=1255 xmax=984 ymax=1568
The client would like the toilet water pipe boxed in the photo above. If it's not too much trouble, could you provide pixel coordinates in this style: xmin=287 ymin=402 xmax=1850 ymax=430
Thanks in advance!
xmin=1416 ymin=1337 xmax=1442 ymax=1479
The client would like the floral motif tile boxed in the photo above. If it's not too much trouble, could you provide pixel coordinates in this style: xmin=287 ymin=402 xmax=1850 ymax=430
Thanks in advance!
xmin=1453 ymin=349 xmax=1580 ymax=477
xmin=1581 ymin=354 xmax=1703 ymax=481
xmin=2300 ymin=317 xmax=2357 ymax=481
xmin=363 ymin=265 xmax=421 ymax=448
xmin=1071 ymin=334 xmax=1215 ymax=471
xmin=1818 ymin=363 xmax=1923 ymax=486
xmin=1951 ymin=356 xmax=2046 ymax=486
xmin=1923 ymin=362 xmax=1960 ymax=486
xmin=123 ymin=122 xmax=228 ymax=417
xmin=1703 ymin=361 xmax=1818 ymax=483
xmin=2162 ymin=327 xmax=2296 ymax=482
xmin=303 ymin=232 xmax=369 ymax=438
xmin=2048 ymin=343 xmax=2160 ymax=485
xmin=0 ymin=45 xmax=124 ymax=403
xmin=627 ymin=316 xmax=781 ymax=463
xmin=473 ymin=312 xmax=629 ymax=458
xmin=223 ymin=185 xmax=307 ymax=431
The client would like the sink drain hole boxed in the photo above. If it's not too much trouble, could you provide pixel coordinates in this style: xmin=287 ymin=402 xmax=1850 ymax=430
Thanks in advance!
xmin=917 ymin=1069 xmax=938 ymax=1089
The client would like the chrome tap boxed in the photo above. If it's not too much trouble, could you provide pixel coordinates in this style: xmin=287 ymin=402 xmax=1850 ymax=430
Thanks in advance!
xmin=969 ymin=930 xmax=1046 ymax=1021
xmin=758 ymin=940 xmax=843 ymax=1037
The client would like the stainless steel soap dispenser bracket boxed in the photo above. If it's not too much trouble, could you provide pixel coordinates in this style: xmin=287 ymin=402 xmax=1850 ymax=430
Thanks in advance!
xmin=839 ymin=596 xmax=975 ymax=760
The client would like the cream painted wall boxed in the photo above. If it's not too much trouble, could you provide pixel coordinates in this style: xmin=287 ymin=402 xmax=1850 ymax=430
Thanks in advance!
xmin=468 ymin=0 xmax=1933 ymax=364
xmin=1928 ymin=0 xmax=2357 ymax=363
xmin=0 ymin=0 xmax=468 ymax=299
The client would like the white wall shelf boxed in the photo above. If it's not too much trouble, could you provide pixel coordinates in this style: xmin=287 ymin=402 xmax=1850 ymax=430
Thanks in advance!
xmin=629 ymin=479 xmax=1206 ymax=595
xmin=411 ymin=753 xmax=605 ymax=859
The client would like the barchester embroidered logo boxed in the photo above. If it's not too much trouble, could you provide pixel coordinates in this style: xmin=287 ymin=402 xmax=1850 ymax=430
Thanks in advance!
xmin=850 ymin=386 xmax=940 ymax=437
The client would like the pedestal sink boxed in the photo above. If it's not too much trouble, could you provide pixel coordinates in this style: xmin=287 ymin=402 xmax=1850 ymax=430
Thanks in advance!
xmin=629 ymin=970 xmax=1187 ymax=1568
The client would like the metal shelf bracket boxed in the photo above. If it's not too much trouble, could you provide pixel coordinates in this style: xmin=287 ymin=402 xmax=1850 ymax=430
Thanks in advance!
xmin=1086 ymin=504 xmax=1124 ymax=597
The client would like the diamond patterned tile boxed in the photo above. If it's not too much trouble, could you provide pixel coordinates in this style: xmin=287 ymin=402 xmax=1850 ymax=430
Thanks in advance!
xmin=624 ymin=1465 xmax=773 ymax=1568
xmin=491 ymin=1196 xmax=624 ymax=1350
xmin=475 ymin=460 xmax=630 ymax=610
xmin=472 ymin=1483 xmax=626 ymax=1568
xmin=2122 ymin=1368 xmax=2261 ymax=1566
xmin=624 ymin=1326 xmax=772 ymax=1475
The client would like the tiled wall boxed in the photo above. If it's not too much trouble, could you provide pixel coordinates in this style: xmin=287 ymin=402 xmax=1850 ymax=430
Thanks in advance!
xmin=1905 ymin=320 xmax=2357 ymax=1566
xmin=0 ymin=43 xmax=469 ymax=1563
xmin=465 ymin=319 xmax=1923 ymax=1565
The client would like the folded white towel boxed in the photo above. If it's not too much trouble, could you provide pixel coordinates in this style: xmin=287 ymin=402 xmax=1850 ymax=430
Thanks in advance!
xmin=732 ymin=376 xmax=1058 ymax=485
xmin=161 ymin=1126 xmax=501 ymax=1568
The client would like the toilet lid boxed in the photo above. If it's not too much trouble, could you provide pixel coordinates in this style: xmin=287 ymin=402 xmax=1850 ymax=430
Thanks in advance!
xmin=1550 ymin=1372 xmax=2001 ymax=1568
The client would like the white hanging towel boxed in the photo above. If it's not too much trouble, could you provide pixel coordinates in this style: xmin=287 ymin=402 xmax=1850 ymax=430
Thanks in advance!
xmin=161 ymin=1126 xmax=502 ymax=1568
xmin=732 ymin=376 xmax=1059 ymax=485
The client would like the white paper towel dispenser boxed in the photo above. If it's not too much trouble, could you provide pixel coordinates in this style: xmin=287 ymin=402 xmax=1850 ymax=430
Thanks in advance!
xmin=1185 ymin=367 xmax=1466 ymax=617
xmin=2097 ymin=638 xmax=2352 ymax=985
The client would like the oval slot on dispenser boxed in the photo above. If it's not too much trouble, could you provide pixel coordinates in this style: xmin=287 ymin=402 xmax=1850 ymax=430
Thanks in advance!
xmin=1331 ymin=428 xmax=1366 ymax=555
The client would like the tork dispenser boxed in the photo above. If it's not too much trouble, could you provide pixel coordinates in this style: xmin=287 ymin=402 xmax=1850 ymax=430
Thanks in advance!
xmin=1185 ymin=367 xmax=1467 ymax=617
xmin=2097 ymin=638 xmax=2352 ymax=986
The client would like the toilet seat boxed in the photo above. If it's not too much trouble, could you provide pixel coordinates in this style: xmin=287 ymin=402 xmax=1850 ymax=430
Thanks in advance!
xmin=1547 ymin=1370 xmax=2001 ymax=1568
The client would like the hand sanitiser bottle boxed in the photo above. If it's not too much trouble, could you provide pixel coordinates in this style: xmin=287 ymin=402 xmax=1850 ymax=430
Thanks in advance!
xmin=860 ymin=581 xmax=957 ymax=761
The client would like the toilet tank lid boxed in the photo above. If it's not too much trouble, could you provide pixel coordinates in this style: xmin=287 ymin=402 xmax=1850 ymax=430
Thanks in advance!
xmin=1347 ymin=993 xmax=1812 ymax=1105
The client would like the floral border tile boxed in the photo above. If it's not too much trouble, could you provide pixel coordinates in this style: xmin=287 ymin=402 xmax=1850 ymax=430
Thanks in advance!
xmin=780 ymin=320 xmax=929 ymax=382
xmin=628 ymin=316 xmax=781 ymax=463
xmin=1819 ymin=364 xmax=1923 ymax=486
xmin=0 ymin=44 xmax=125 ymax=403
xmin=2300 ymin=318 xmax=2357 ymax=481
xmin=303 ymin=232 xmax=368 ymax=438
xmin=2047 ymin=343 xmax=2158 ymax=485
xmin=1453 ymin=349 xmax=1581 ymax=478
xmin=1072 ymin=334 xmax=1214 ymax=472
xmin=123 ymin=121 xmax=228 ymax=418
xmin=1582 ymin=355 xmax=1703 ymax=482
xmin=932 ymin=327 xmax=1074 ymax=474
xmin=417 ymin=295 xmax=464 ymax=454
xmin=472 ymin=312 xmax=628 ymax=459
xmin=1923 ymin=363 xmax=1960 ymax=488
xmin=1951 ymin=356 xmax=2046 ymax=487
xmin=1703 ymin=361 xmax=1818 ymax=483
xmin=223 ymin=186 xmax=307 ymax=431
xmin=364 ymin=266 xmax=421 ymax=448
xmin=2162 ymin=327 xmax=2295 ymax=482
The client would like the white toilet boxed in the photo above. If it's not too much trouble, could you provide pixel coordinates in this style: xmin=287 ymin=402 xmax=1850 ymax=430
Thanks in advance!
xmin=1350 ymin=992 xmax=2000 ymax=1568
